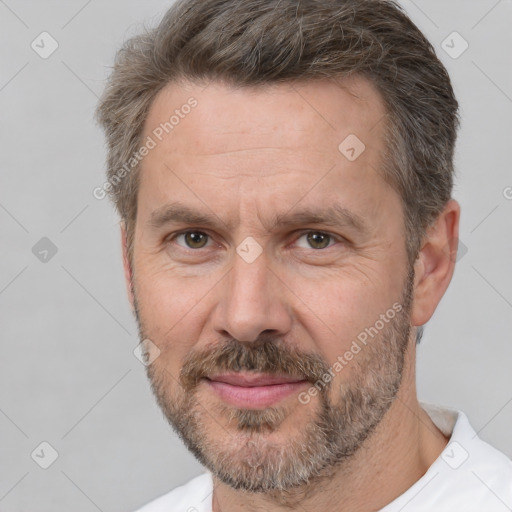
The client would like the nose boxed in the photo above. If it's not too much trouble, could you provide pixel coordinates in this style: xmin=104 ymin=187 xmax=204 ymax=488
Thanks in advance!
xmin=211 ymin=248 xmax=293 ymax=343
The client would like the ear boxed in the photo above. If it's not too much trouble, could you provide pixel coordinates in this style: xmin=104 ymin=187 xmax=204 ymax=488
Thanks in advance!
xmin=411 ymin=199 xmax=461 ymax=327
xmin=120 ymin=221 xmax=135 ymax=313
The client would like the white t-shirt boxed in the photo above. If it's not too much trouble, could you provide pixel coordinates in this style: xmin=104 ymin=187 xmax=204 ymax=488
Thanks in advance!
xmin=133 ymin=402 xmax=512 ymax=511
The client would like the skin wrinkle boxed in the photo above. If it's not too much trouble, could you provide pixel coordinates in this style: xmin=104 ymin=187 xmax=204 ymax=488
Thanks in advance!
xmin=147 ymin=202 xmax=373 ymax=244
xmin=120 ymin=77 xmax=458 ymax=511
xmin=189 ymin=147 xmax=299 ymax=157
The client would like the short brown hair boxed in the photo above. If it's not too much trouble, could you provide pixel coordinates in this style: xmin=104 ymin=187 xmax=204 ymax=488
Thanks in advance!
xmin=96 ymin=0 xmax=459 ymax=292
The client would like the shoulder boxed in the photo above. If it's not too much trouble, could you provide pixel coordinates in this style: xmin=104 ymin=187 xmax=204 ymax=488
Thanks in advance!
xmin=446 ymin=406 xmax=512 ymax=500
xmin=132 ymin=472 xmax=213 ymax=512
xmin=382 ymin=402 xmax=512 ymax=511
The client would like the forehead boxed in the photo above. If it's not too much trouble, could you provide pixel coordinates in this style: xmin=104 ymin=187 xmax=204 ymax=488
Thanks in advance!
xmin=137 ymin=76 xmax=398 ymax=234
xmin=143 ymin=76 xmax=387 ymax=158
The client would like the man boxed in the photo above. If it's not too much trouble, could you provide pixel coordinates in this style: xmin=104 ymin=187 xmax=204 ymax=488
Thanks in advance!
xmin=96 ymin=0 xmax=512 ymax=510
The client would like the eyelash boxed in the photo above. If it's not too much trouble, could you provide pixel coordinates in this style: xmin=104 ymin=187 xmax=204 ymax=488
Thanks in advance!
xmin=166 ymin=229 xmax=345 ymax=252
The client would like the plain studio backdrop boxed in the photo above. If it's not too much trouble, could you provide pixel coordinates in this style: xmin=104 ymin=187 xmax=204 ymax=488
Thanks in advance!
xmin=1 ymin=0 xmax=511 ymax=510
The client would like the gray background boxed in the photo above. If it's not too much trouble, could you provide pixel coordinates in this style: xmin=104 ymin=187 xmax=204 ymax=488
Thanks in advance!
xmin=1 ymin=0 xmax=511 ymax=510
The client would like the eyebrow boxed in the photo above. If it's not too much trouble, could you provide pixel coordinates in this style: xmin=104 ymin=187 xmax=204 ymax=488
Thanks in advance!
xmin=148 ymin=201 xmax=370 ymax=234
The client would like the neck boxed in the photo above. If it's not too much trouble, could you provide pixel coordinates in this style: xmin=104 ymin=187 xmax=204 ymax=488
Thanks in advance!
xmin=211 ymin=344 xmax=449 ymax=512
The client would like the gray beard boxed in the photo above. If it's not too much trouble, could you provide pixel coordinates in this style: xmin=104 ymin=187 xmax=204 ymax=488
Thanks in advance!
xmin=136 ymin=267 xmax=414 ymax=494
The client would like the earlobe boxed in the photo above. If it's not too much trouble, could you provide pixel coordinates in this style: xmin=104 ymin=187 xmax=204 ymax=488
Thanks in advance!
xmin=121 ymin=221 xmax=135 ymax=312
xmin=410 ymin=199 xmax=461 ymax=327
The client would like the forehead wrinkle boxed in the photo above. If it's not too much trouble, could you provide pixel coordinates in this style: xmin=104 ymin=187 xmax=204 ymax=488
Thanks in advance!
xmin=268 ymin=204 xmax=370 ymax=234
xmin=148 ymin=200 xmax=370 ymax=236
xmin=187 ymin=146 xmax=298 ymax=157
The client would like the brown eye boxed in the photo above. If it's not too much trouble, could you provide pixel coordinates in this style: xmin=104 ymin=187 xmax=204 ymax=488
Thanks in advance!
xmin=178 ymin=231 xmax=210 ymax=249
xmin=297 ymin=231 xmax=335 ymax=249
xmin=303 ymin=232 xmax=333 ymax=249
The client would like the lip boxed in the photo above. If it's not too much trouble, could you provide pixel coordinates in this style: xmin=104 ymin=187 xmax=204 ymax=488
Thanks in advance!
xmin=204 ymin=372 xmax=309 ymax=408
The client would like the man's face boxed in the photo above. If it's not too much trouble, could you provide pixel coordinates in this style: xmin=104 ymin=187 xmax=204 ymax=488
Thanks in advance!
xmin=128 ymin=77 xmax=416 ymax=491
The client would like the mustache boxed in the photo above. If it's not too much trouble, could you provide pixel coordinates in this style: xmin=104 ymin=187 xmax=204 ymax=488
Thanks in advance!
xmin=179 ymin=337 xmax=331 ymax=391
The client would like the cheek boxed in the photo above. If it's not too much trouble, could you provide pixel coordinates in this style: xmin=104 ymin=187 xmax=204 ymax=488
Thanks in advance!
xmin=133 ymin=267 xmax=211 ymax=363
xmin=293 ymin=273 xmax=400 ymax=359
xmin=135 ymin=255 xmax=208 ymax=319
